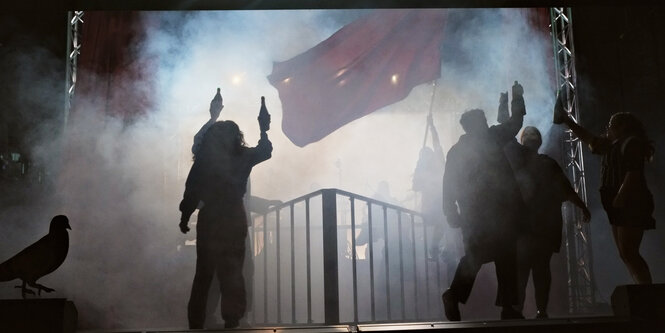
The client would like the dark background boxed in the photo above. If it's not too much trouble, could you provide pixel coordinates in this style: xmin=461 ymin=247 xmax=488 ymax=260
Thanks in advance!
xmin=0 ymin=0 xmax=663 ymax=319
xmin=572 ymin=5 xmax=665 ymax=302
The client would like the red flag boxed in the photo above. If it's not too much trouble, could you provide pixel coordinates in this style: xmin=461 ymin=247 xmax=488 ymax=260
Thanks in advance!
xmin=268 ymin=9 xmax=447 ymax=147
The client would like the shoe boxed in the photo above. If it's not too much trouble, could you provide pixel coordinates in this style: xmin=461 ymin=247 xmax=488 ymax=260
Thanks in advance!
xmin=500 ymin=307 xmax=524 ymax=320
xmin=224 ymin=319 xmax=239 ymax=329
xmin=536 ymin=310 xmax=549 ymax=319
xmin=442 ymin=289 xmax=461 ymax=321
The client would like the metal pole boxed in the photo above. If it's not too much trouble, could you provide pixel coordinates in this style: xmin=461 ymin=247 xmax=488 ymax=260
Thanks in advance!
xmin=321 ymin=189 xmax=340 ymax=324
xmin=350 ymin=197 xmax=359 ymax=323
xmin=383 ymin=206 xmax=391 ymax=320
xmin=367 ymin=202 xmax=376 ymax=321
xmin=276 ymin=209 xmax=282 ymax=323
xmin=290 ymin=204 xmax=296 ymax=323
xmin=305 ymin=198 xmax=313 ymax=323
xmin=550 ymin=7 xmax=595 ymax=314
xmin=64 ymin=11 xmax=83 ymax=132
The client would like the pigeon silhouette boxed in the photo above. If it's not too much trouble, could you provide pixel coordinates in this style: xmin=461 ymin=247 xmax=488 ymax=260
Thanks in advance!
xmin=0 ymin=215 xmax=71 ymax=298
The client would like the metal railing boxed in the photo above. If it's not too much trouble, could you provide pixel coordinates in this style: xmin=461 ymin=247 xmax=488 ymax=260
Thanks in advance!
xmin=249 ymin=188 xmax=446 ymax=325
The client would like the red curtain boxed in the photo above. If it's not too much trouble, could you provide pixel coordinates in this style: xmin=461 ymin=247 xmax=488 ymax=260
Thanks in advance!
xmin=71 ymin=11 xmax=153 ymax=121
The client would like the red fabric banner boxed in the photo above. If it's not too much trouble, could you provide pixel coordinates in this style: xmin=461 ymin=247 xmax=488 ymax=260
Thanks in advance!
xmin=268 ymin=9 xmax=447 ymax=147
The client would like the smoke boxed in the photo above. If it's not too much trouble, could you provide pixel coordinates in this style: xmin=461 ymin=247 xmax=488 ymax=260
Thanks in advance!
xmin=0 ymin=9 xmax=557 ymax=328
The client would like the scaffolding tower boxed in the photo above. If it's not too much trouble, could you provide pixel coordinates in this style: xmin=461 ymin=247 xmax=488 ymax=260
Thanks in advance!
xmin=64 ymin=11 xmax=83 ymax=131
xmin=550 ymin=7 xmax=596 ymax=314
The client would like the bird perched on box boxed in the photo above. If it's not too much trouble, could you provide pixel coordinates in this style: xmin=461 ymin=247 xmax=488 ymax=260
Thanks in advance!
xmin=0 ymin=215 xmax=71 ymax=298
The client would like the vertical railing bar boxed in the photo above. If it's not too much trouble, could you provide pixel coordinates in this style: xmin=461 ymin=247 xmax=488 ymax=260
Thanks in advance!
xmin=350 ymin=197 xmax=359 ymax=323
xmin=422 ymin=221 xmax=431 ymax=319
xmin=321 ymin=190 xmax=339 ymax=324
xmin=263 ymin=213 xmax=268 ymax=322
xmin=305 ymin=198 xmax=312 ymax=323
xmin=253 ymin=221 xmax=258 ymax=324
xmin=290 ymin=204 xmax=296 ymax=324
xmin=435 ymin=236 xmax=443 ymax=312
xmin=367 ymin=202 xmax=376 ymax=321
xmin=410 ymin=214 xmax=419 ymax=320
xmin=276 ymin=209 xmax=282 ymax=323
xmin=383 ymin=206 xmax=391 ymax=320
xmin=398 ymin=212 xmax=405 ymax=320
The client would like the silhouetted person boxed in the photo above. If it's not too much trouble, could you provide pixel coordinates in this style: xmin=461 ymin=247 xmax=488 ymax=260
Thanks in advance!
xmin=441 ymin=81 xmax=526 ymax=321
xmin=0 ymin=215 xmax=71 ymax=298
xmin=413 ymin=113 xmax=461 ymax=283
xmin=180 ymin=117 xmax=273 ymax=329
xmin=413 ymin=114 xmax=446 ymax=255
xmin=503 ymin=125 xmax=590 ymax=318
xmin=555 ymin=108 xmax=655 ymax=284
xmin=190 ymin=89 xmax=280 ymax=327
xmin=192 ymin=88 xmax=282 ymax=325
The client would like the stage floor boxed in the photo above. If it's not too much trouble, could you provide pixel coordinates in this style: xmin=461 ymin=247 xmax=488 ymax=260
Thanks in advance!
xmin=79 ymin=316 xmax=665 ymax=333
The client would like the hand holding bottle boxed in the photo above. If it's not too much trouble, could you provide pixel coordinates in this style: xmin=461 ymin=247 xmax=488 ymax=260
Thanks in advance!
xmin=210 ymin=88 xmax=224 ymax=120
xmin=258 ymin=96 xmax=271 ymax=132
xmin=512 ymin=80 xmax=524 ymax=97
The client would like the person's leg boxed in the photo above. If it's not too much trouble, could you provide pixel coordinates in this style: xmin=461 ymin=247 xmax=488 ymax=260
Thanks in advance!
xmin=531 ymin=248 xmax=552 ymax=317
xmin=218 ymin=239 xmax=247 ymax=328
xmin=613 ymin=225 xmax=652 ymax=284
xmin=449 ymin=248 xmax=485 ymax=304
xmin=204 ymin=274 xmax=222 ymax=327
xmin=495 ymin=239 xmax=522 ymax=319
xmin=515 ymin=237 xmax=532 ymax=313
xmin=442 ymin=244 xmax=486 ymax=321
xmin=188 ymin=239 xmax=216 ymax=329
xmin=242 ymin=233 xmax=254 ymax=321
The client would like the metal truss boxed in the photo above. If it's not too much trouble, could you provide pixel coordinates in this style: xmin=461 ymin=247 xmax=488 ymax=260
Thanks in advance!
xmin=64 ymin=11 xmax=83 ymax=130
xmin=550 ymin=7 xmax=596 ymax=314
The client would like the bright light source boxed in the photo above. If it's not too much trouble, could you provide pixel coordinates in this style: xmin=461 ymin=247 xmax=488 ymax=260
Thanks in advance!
xmin=335 ymin=68 xmax=347 ymax=78
xmin=232 ymin=75 xmax=242 ymax=85
xmin=391 ymin=74 xmax=399 ymax=85
xmin=283 ymin=77 xmax=291 ymax=84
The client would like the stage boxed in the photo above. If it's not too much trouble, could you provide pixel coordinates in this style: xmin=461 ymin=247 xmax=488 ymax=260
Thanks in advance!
xmin=78 ymin=316 xmax=665 ymax=333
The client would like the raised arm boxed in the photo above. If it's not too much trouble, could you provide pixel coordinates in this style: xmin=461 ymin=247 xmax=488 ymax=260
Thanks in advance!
xmin=560 ymin=116 xmax=599 ymax=146
xmin=497 ymin=92 xmax=509 ymax=124
xmin=492 ymin=81 xmax=525 ymax=144
xmin=561 ymin=116 xmax=614 ymax=155
xmin=554 ymin=89 xmax=610 ymax=154
xmin=249 ymin=132 xmax=273 ymax=166
xmin=192 ymin=89 xmax=224 ymax=155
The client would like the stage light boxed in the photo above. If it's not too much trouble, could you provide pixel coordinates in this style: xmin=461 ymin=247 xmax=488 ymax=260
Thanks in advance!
xmin=283 ymin=77 xmax=291 ymax=84
xmin=232 ymin=74 xmax=242 ymax=85
xmin=391 ymin=74 xmax=399 ymax=85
